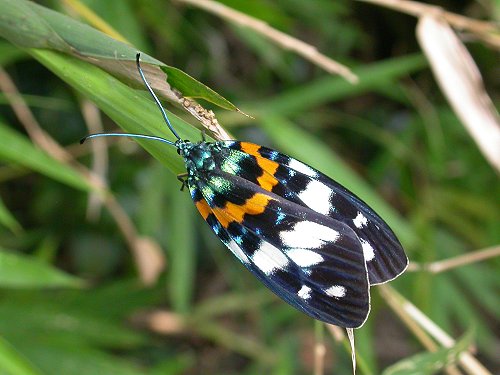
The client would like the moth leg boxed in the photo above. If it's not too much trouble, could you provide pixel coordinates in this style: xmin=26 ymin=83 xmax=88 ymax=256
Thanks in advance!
xmin=177 ymin=173 xmax=188 ymax=191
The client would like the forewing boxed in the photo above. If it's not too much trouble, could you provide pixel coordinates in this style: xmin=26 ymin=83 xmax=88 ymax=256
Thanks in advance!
xmin=218 ymin=141 xmax=408 ymax=285
xmin=188 ymin=170 xmax=370 ymax=328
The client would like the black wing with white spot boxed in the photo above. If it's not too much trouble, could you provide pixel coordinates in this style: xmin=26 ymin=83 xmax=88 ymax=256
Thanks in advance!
xmin=188 ymin=169 xmax=370 ymax=328
xmin=220 ymin=141 xmax=408 ymax=285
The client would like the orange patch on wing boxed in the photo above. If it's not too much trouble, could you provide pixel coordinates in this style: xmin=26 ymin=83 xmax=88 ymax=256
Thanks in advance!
xmin=256 ymin=157 xmax=279 ymax=191
xmin=240 ymin=142 xmax=279 ymax=192
xmin=240 ymin=142 xmax=261 ymax=158
xmin=212 ymin=193 xmax=273 ymax=228
xmin=195 ymin=199 xmax=211 ymax=220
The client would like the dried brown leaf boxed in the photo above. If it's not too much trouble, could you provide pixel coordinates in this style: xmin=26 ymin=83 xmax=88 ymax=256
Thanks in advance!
xmin=417 ymin=16 xmax=500 ymax=172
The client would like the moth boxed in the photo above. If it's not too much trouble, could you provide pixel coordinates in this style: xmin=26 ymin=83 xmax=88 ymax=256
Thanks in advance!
xmin=82 ymin=54 xmax=408 ymax=329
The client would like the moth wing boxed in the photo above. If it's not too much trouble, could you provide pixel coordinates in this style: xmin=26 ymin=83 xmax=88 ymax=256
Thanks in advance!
xmin=219 ymin=141 xmax=408 ymax=285
xmin=188 ymin=171 xmax=370 ymax=328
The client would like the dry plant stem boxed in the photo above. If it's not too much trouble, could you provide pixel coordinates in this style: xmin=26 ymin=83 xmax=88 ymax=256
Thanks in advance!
xmin=133 ymin=310 xmax=186 ymax=335
xmin=326 ymin=324 xmax=345 ymax=342
xmin=313 ymin=340 xmax=326 ymax=375
xmin=381 ymin=285 xmax=463 ymax=375
xmin=404 ymin=302 xmax=491 ymax=375
xmin=0 ymin=66 xmax=155 ymax=284
xmin=313 ymin=321 xmax=326 ymax=375
xmin=382 ymin=285 xmax=462 ymax=375
xmin=0 ymin=68 xmax=77 ymax=166
xmin=80 ymin=99 xmax=106 ymax=221
xmin=356 ymin=0 xmax=500 ymax=47
xmin=409 ymin=245 xmax=500 ymax=273
xmin=380 ymin=285 xmax=492 ymax=375
xmin=174 ymin=0 xmax=358 ymax=83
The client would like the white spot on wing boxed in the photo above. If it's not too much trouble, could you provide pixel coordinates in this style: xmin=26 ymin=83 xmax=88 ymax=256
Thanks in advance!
xmin=360 ymin=238 xmax=375 ymax=262
xmin=288 ymin=159 xmax=318 ymax=177
xmin=353 ymin=211 xmax=368 ymax=229
xmin=252 ymin=241 xmax=289 ymax=275
xmin=325 ymin=285 xmax=346 ymax=298
xmin=297 ymin=285 xmax=312 ymax=300
xmin=287 ymin=248 xmax=323 ymax=267
xmin=226 ymin=239 xmax=250 ymax=264
xmin=297 ymin=180 xmax=333 ymax=215
xmin=280 ymin=221 xmax=340 ymax=249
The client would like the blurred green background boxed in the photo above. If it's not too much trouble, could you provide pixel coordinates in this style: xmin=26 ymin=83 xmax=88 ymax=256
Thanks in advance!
xmin=0 ymin=0 xmax=499 ymax=374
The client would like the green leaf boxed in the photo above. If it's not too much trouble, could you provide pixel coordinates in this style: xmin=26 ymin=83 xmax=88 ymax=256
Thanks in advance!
xmin=0 ymin=249 xmax=82 ymax=288
xmin=166 ymin=175 xmax=196 ymax=313
xmin=0 ymin=196 xmax=22 ymax=234
xmin=161 ymin=65 xmax=240 ymax=111
xmin=248 ymin=53 xmax=427 ymax=117
xmin=0 ymin=0 xmax=240 ymax=112
xmin=382 ymin=329 xmax=474 ymax=375
xmin=29 ymin=49 xmax=198 ymax=174
xmin=0 ymin=283 xmax=155 ymax=348
xmin=0 ymin=122 xmax=91 ymax=192
xmin=0 ymin=0 xmax=66 ymax=51
xmin=0 ymin=336 xmax=44 ymax=375
xmin=0 ymin=41 xmax=28 ymax=66
xmin=0 ymin=285 xmax=151 ymax=374
xmin=16 ymin=343 xmax=148 ymax=375
xmin=0 ymin=304 xmax=143 ymax=350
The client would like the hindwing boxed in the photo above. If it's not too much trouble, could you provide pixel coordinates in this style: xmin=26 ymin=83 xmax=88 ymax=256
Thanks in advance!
xmin=188 ymin=169 xmax=370 ymax=328
xmin=216 ymin=141 xmax=408 ymax=285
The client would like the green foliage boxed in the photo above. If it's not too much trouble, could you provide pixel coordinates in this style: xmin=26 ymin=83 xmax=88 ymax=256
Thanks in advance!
xmin=0 ymin=121 xmax=90 ymax=191
xmin=0 ymin=247 xmax=82 ymax=288
xmin=382 ymin=329 xmax=474 ymax=375
xmin=0 ymin=0 xmax=498 ymax=374
xmin=0 ymin=335 xmax=44 ymax=375
xmin=0 ymin=196 xmax=22 ymax=233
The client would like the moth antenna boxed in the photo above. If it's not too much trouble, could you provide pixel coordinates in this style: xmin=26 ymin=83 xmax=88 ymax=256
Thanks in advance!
xmin=81 ymin=54 xmax=183 ymax=147
xmin=136 ymin=53 xmax=181 ymax=141
xmin=80 ymin=132 xmax=175 ymax=146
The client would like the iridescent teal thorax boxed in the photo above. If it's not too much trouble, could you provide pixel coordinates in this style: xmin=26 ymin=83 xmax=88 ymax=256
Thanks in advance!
xmin=177 ymin=141 xmax=222 ymax=177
